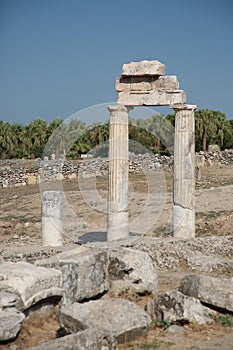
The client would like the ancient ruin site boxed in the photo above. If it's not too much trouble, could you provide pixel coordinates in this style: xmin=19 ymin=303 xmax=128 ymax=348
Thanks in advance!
xmin=0 ymin=60 xmax=233 ymax=350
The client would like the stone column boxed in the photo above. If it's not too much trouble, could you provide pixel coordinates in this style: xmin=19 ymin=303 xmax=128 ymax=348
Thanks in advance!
xmin=107 ymin=105 xmax=132 ymax=241
xmin=171 ymin=104 xmax=197 ymax=238
xmin=42 ymin=191 xmax=63 ymax=246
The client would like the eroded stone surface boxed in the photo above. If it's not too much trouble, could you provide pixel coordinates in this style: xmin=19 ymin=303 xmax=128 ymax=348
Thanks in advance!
xmin=27 ymin=329 xmax=117 ymax=350
xmin=116 ymin=75 xmax=179 ymax=92
xmin=155 ymin=291 xmax=215 ymax=324
xmin=0 ymin=307 xmax=25 ymax=341
xmin=59 ymin=298 xmax=151 ymax=343
xmin=36 ymin=246 xmax=109 ymax=304
xmin=121 ymin=60 xmax=165 ymax=76
xmin=179 ymin=274 xmax=233 ymax=312
xmin=0 ymin=291 xmax=17 ymax=308
xmin=129 ymin=236 xmax=233 ymax=274
xmin=0 ymin=262 xmax=63 ymax=311
xmin=117 ymin=90 xmax=186 ymax=106
xmin=108 ymin=248 xmax=158 ymax=296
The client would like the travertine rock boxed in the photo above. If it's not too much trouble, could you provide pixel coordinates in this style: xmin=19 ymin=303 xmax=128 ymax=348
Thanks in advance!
xmin=155 ymin=291 xmax=215 ymax=324
xmin=108 ymin=248 xmax=158 ymax=296
xmin=26 ymin=174 xmax=37 ymax=185
xmin=116 ymin=75 xmax=179 ymax=92
xmin=0 ymin=291 xmax=17 ymax=308
xmin=36 ymin=246 xmax=109 ymax=304
xmin=117 ymin=90 xmax=186 ymax=106
xmin=0 ymin=262 xmax=63 ymax=311
xmin=59 ymin=298 xmax=151 ymax=343
xmin=121 ymin=60 xmax=165 ymax=76
xmin=0 ymin=291 xmax=25 ymax=341
xmin=27 ymin=329 xmax=117 ymax=350
xmin=179 ymin=275 xmax=233 ymax=312
xmin=0 ymin=307 xmax=25 ymax=341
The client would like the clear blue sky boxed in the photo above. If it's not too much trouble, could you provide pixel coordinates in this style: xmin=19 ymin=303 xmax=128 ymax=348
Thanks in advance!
xmin=1 ymin=0 xmax=233 ymax=124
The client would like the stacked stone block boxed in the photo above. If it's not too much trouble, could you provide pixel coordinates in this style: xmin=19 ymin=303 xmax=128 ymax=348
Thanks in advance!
xmin=116 ymin=60 xmax=187 ymax=106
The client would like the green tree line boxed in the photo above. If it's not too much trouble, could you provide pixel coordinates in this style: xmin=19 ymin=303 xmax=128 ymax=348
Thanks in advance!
xmin=0 ymin=109 xmax=232 ymax=160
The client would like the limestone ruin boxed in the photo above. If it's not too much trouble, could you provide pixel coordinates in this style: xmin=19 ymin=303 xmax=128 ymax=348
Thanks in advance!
xmin=2 ymin=60 xmax=232 ymax=349
xmin=107 ymin=59 xmax=196 ymax=241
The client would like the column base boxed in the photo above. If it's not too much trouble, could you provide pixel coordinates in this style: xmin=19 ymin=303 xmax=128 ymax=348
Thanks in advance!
xmin=173 ymin=205 xmax=195 ymax=239
xmin=42 ymin=217 xmax=63 ymax=246
xmin=107 ymin=212 xmax=129 ymax=242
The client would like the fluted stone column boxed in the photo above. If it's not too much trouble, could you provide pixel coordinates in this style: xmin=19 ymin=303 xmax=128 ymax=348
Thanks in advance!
xmin=42 ymin=191 xmax=63 ymax=246
xmin=171 ymin=104 xmax=197 ymax=238
xmin=107 ymin=105 xmax=132 ymax=241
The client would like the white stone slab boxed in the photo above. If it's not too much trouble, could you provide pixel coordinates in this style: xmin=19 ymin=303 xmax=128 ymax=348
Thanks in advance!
xmin=179 ymin=275 xmax=233 ymax=312
xmin=155 ymin=291 xmax=215 ymax=324
xmin=108 ymin=248 xmax=158 ymax=296
xmin=117 ymin=90 xmax=186 ymax=106
xmin=121 ymin=60 xmax=165 ymax=76
xmin=36 ymin=246 xmax=109 ymax=304
xmin=116 ymin=75 xmax=179 ymax=92
xmin=0 ymin=262 xmax=63 ymax=311
xmin=60 ymin=298 xmax=151 ymax=343
xmin=27 ymin=329 xmax=116 ymax=350
xmin=0 ymin=307 xmax=25 ymax=341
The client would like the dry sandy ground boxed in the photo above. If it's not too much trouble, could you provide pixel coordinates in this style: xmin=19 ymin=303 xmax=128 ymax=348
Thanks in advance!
xmin=0 ymin=164 xmax=232 ymax=349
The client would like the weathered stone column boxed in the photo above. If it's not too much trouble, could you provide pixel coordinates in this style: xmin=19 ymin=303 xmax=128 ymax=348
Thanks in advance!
xmin=171 ymin=104 xmax=197 ymax=238
xmin=107 ymin=105 xmax=132 ymax=241
xmin=42 ymin=191 xmax=63 ymax=246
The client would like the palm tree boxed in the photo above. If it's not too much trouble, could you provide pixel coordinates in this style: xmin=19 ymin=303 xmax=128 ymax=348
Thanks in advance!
xmin=0 ymin=121 xmax=16 ymax=159
xmin=195 ymin=109 xmax=227 ymax=151
xmin=223 ymin=120 xmax=233 ymax=149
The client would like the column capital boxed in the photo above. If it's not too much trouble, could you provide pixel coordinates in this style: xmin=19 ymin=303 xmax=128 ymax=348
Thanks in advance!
xmin=108 ymin=104 xmax=133 ymax=113
xmin=170 ymin=104 xmax=197 ymax=111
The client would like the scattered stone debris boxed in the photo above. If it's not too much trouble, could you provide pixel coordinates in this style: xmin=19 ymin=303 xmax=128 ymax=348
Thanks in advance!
xmin=108 ymin=248 xmax=158 ymax=296
xmin=59 ymin=298 xmax=151 ymax=343
xmin=36 ymin=246 xmax=109 ymax=305
xmin=0 ymin=238 xmax=232 ymax=347
xmin=154 ymin=290 xmax=216 ymax=325
xmin=0 ymin=261 xmax=63 ymax=311
xmin=0 ymin=292 xmax=25 ymax=341
xmin=179 ymin=274 xmax=233 ymax=313
xmin=28 ymin=329 xmax=117 ymax=350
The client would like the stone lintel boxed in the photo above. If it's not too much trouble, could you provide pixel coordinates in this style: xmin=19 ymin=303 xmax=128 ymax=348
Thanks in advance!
xmin=170 ymin=104 xmax=197 ymax=111
xmin=117 ymin=90 xmax=187 ymax=106
xmin=121 ymin=60 xmax=166 ymax=76
xmin=116 ymin=75 xmax=179 ymax=92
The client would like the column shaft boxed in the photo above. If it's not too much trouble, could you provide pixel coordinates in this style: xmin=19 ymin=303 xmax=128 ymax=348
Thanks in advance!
xmin=107 ymin=105 xmax=131 ymax=241
xmin=171 ymin=104 xmax=197 ymax=238
xmin=42 ymin=191 xmax=63 ymax=246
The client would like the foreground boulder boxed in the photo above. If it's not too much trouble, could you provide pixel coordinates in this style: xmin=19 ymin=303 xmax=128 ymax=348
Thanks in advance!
xmin=108 ymin=248 xmax=158 ymax=296
xmin=36 ymin=246 xmax=109 ymax=304
xmin=0 ymin=291 xmax=25 ymax=341
xmin=0 ymin=307 xmax=25 ymax=342
xmin=59 ymin=298 xmax=151 ymax=343
xmin=28 ymin=329 xmax=116 ymax=350
xmin=179 ymin=274 xmax=233 ymax=312
xmin=0 ymin=262 xmax=63 ymax=311
xmin=155 ymin=291 xmax=215 ymax=324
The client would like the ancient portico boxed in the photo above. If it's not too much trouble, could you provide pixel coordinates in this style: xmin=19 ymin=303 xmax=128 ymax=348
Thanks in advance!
xmin=107 ymin=60 xmax=196 ymax=241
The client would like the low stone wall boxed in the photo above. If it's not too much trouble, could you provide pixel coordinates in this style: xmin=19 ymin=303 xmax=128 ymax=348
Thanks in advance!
xmin=0 ymin=149 xmax=232 ymax=188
